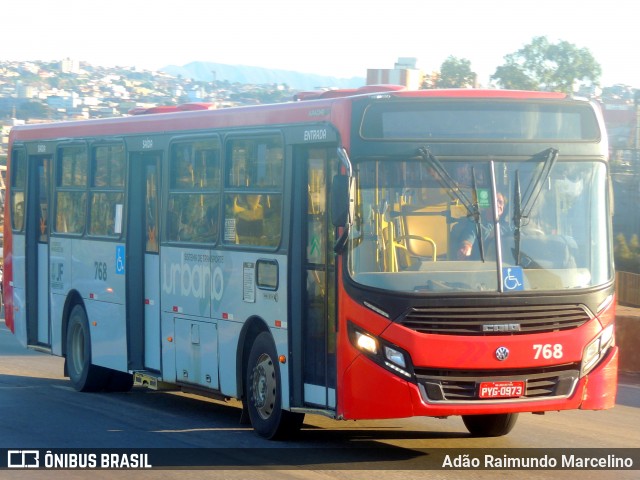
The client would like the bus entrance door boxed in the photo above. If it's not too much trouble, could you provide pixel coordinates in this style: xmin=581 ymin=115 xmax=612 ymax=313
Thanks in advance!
xmin=25 ymin=155 xmax=51 ymax=348
xmin=127 ymin=152 xmax=162 ymax=372
xmin=294 ymin=146 xmax=337 ymax=410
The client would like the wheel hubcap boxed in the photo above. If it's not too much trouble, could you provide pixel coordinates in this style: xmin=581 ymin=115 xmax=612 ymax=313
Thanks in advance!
xmin=251 ymin=353 xmax=276 ymax=420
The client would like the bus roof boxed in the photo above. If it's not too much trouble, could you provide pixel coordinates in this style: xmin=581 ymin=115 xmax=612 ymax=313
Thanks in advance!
xmin=8 ymin=87 xmax=572 ymax=143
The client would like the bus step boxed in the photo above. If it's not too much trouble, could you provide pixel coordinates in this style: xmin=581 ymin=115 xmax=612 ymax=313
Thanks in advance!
xmin=133 ymin=372 xmax=179 ymax=391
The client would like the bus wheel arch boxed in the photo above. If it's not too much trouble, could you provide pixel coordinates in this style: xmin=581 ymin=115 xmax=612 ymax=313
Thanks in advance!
xmin=239 ymin=319 xmax=303 ymax=439
xmin=61 ymin=290 xmax=84 ymax=366
xmin=237 ymin=316 xmax=270 ymax=400
xmin=64 ymin=298 xmax=109 ymax=392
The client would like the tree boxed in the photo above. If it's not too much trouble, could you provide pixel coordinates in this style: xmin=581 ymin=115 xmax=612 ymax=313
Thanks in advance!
xmin=615 ymin=233 xmax=640 ymax=273
xmin=17 ymin=101 xmax=48 ymax=120
xmin=437 ymin=56 xmax=476 ymax=88
xmin=491 ymin=36 xmax=601 ymax=93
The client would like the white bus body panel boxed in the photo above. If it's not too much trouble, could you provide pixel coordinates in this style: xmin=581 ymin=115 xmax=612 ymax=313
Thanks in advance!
xmin=160 ymin=247 xmax=290 ymax=406
xmin=50 ymin=237 xmax=128 ymax=371
xmin=50 ymin=238 xmax=71 ymax=355
xmin=174 ymin=318 xmax=219 ymax=388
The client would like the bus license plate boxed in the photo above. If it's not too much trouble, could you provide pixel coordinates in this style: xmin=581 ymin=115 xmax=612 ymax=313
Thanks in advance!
xmin=478 ymin=381 xmax=525 ymax=399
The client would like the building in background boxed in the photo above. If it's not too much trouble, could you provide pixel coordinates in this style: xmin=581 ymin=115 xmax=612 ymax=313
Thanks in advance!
xmin=367 ymin=57 xmax=424 ymax=90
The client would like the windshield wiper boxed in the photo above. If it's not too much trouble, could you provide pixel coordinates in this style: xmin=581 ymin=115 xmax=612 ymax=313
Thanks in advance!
xmin=513 ymin=170 xmax=523 ymax=264
xmin=417 ymin=147 xmax=484 ymax=261
xmin=512 ymin=147 xmax=559 ymax=265
xmin=417 ymin=147 xmax=477 ymax=215
xmin=470 ymin=166 xmax=485 ymax=262
xmin=521 ymin=148 xmax=558 ymax=218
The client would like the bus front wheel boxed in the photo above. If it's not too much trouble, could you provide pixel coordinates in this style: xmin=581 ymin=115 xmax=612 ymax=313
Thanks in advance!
xmin=245 ymin=332 xmax=304 ymax=439
xmin=66 ymin=305 xmax=109 ymax=392
xmin=462 ymin=413 xmax=519 ymax=437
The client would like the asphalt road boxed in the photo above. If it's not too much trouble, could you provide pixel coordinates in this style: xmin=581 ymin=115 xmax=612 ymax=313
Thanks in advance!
xmin=0 ymin=315 xmax=638 ymax=480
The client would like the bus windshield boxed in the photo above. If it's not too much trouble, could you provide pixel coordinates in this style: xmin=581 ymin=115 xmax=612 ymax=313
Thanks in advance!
xmin=347 ymin=156 xmax=610 ymax=293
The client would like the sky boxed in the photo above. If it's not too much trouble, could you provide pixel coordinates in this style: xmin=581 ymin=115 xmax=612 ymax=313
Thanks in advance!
xmin=3 ymin=0 xmax=639 ymax=88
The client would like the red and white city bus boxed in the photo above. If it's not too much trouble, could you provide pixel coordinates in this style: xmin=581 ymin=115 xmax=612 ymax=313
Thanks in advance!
xmin=3 ymin=87 xmax=618 ymax=439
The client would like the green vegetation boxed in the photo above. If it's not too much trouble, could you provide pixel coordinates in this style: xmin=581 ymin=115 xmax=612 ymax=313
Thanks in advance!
xmin=491 ymin=36 xmax=601 ymax=94
xmin=421 ymin=36 xmax=601 ymax=93
xmin=436 ymin=56 xmax=476 ymax=88
xmin=615 ymin=233 xmax=640 ymax=273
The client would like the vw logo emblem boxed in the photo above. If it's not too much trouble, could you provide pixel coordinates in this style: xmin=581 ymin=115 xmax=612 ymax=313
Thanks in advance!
xmin=495 ymin=347 xmax=510 ymax=361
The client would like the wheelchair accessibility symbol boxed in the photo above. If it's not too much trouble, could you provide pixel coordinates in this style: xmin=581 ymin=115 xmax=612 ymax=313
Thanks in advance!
xmin=502 ymin=266 xmax=524 ymax=291
xmin=116 ymin=245 xmax=125 ymax=275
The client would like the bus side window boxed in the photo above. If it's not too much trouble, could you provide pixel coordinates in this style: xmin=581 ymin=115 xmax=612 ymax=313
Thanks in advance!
xmin=89 ymin=192 xmax=123 ymax=236
xmin=233 ymin=194 xmax=264 ymax=242
xmin=89 ymin=145 xmax=125 ymax=238
xmin=55 ymin=191 xmax=87 ymax=234
xmin=10 ymin=149 xmax=26 ymax=232
xmin=55 ymin=146 xmax=88 ymax=235
xmin=12 ymin=199 xmax=24 ymax=231
xmin=223 ymin=135 xmax=283 ymax=248
xmin=167 ymin=138 xmax=220 ymax=244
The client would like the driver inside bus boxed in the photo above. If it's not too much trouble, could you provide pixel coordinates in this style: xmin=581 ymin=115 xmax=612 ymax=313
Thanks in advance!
xmin=454 ymin=192 xmax=508 ymax=260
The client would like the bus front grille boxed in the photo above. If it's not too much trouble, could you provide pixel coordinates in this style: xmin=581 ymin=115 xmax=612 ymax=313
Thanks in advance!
xmin=415 ymin=366 xmax=580 ymax=403
xmin=399 ymin=304 xmax=591 ymax=335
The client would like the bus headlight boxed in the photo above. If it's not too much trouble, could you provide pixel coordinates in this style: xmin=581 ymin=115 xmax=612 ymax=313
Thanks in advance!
xmin=354 ymin=331 xmax=378 ymax=355
xmin=348 ymin=322 xmax=414 ymax=379
xmin=384 ymin=345 xmax=407 ymax=368
xmin=581 ymin=324 xmax=614 ymax=376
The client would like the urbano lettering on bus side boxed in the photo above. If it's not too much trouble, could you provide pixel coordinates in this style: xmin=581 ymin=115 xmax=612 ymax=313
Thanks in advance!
xmin=162 ymin=259 xmax=224 ymax=301
xmin=304 ymin=129 xmax=327 ymax=142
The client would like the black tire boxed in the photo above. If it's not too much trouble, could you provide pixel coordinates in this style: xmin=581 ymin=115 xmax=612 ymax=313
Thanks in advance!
xmin=66 ymin=304 xmax=109 ymax=392
xmin=462 ymin=413 xmax=519 ymax=437
xmin=245 ymin=331 xmax=304 ymax=440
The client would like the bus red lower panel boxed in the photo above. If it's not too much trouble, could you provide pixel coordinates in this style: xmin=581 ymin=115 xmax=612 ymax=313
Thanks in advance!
xmin=341 ymin=355 xmax=414 ymax=419
xmin=579 ymin=345 xmax=618 ymax=410
xmin=338 ymin=345 xmax=618 ymax=420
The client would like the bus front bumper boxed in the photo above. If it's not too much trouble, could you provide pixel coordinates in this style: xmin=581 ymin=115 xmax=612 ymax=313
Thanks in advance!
xmin=339 ymin=345 xmax=618 ymax=420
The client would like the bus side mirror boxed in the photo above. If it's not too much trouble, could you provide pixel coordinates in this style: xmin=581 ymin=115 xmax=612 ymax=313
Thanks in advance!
xmin=331 ymin=174 xmax=354 ymax=228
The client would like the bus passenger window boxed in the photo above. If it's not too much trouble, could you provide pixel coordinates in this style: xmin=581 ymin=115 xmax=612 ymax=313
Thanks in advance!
xmin=89 ymin=193 xmax=123 ymax=237
xmin=234 ymin=194 xmax=264 ymax=240
xmin=224 ymin=194 xmax=281 ymax=247
xmin=88 ymin=145 xmax=125 ymax=238
xmin=166 ymin=196 xmax=181 ymax=241
xmin=55 ymin=191 xmax=87 ymax=234
xmin=12 ymin=198 xmax=24 ymax=231
xmin=167 ymin=193 xmax=218 ymax=243
xmin=223 ymin=135 xmax=283 ymax=248
xmin=194 ymin=203 xmax=218 ymax=242
xmin=167 ymin=138 xmax=221 ymax=244
xmin=55 ymin=146 xmax=88 ymax=234
xmin=10 ymin=149 xmax=26 ymax=232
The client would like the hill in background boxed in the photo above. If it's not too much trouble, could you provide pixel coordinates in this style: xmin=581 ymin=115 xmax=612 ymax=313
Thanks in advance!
xmin=161 ymin=61 xmax=365 ymax=91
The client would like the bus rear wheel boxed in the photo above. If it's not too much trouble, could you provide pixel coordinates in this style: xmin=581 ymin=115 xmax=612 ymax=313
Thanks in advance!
xmin=462 ymin=413 xmax=519 ymax=437
xmin=245 ymin=332 xmax=304 ymax=439
xmin=66 ymin=304 xmax=109 ymax=392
